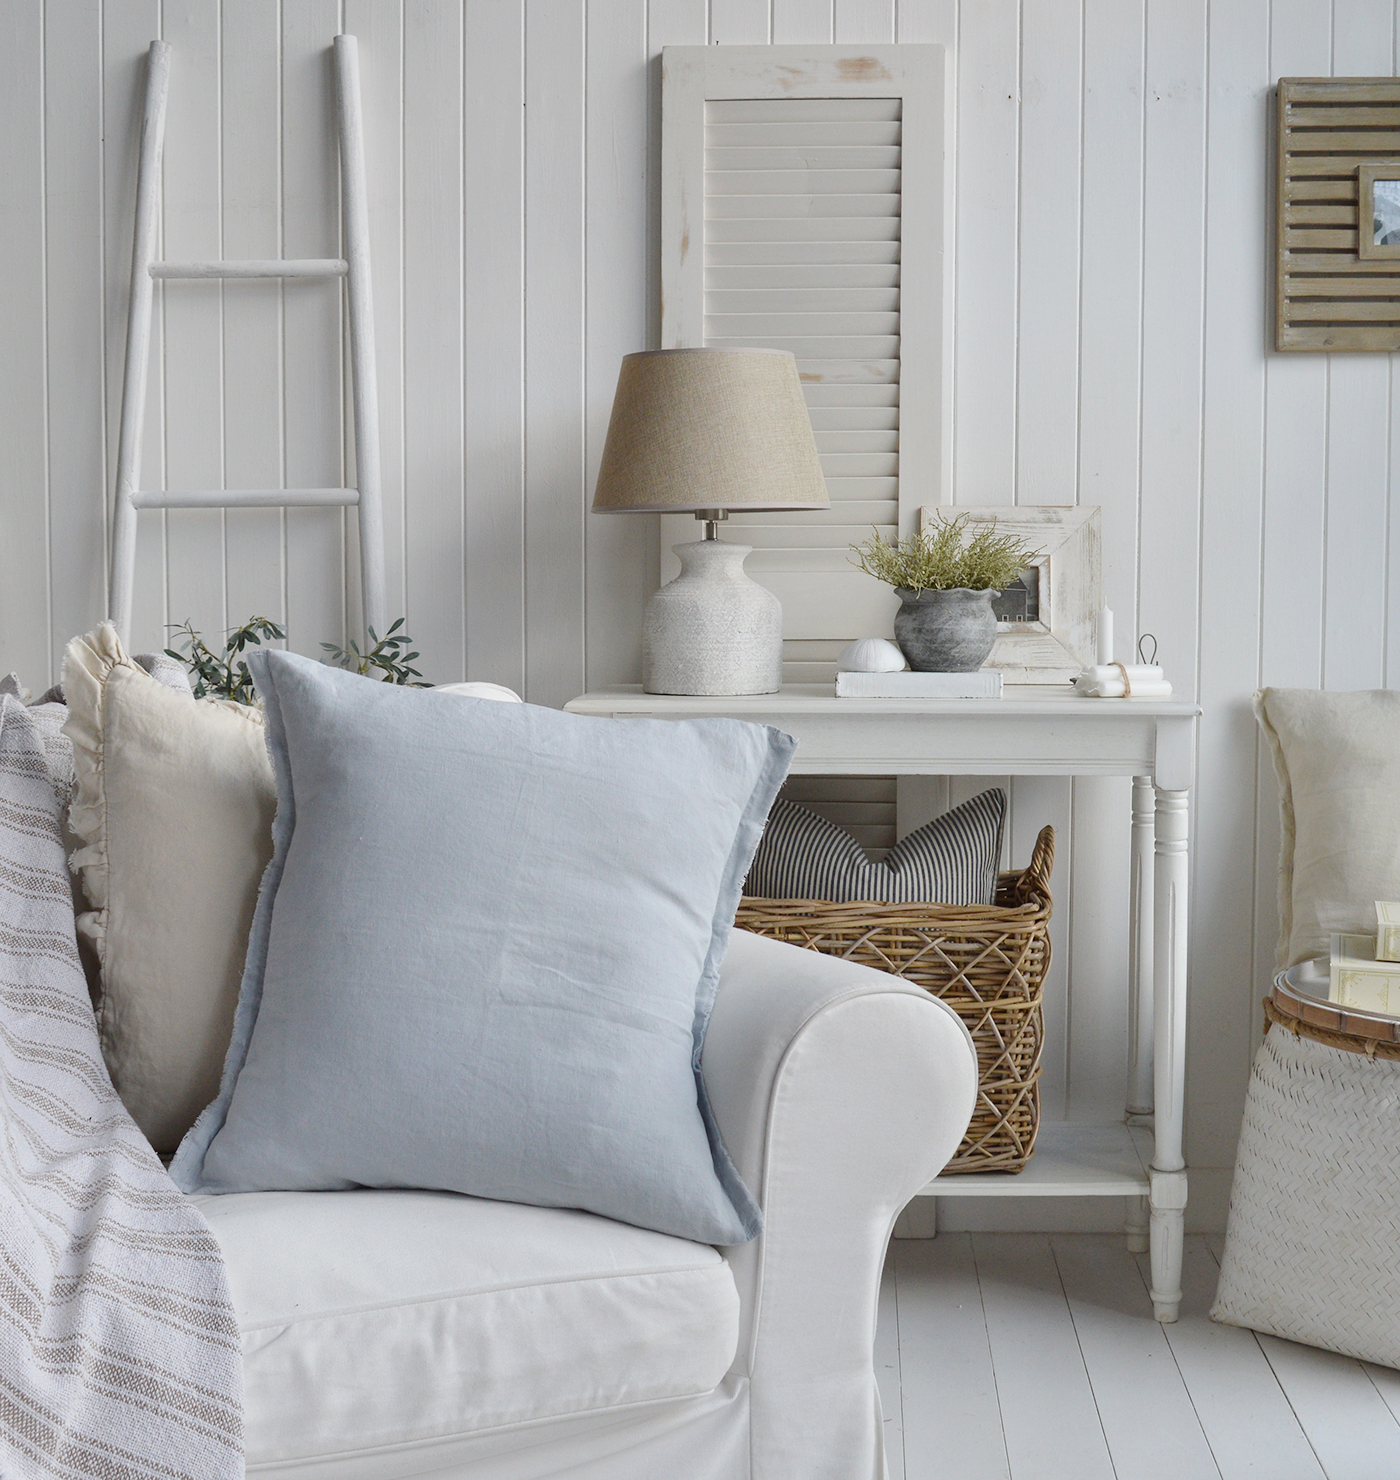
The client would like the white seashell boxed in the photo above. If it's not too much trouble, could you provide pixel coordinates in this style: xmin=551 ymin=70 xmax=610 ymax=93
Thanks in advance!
xmin=435 ymin=681 xmax=523 ymax=704
xmin=836 ymin=637 xmax=907 ymax=674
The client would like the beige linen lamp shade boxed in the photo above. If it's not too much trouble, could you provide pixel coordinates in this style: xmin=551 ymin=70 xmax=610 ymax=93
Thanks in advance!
xmin=592 ymin=348 xmax=829 ymax=514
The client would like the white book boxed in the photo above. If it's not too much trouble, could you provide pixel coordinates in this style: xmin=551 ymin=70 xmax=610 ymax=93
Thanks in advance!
xmin=835 ymin=669 xmax=1003 ymax=699
xmin=1330 ymin=932 xmax=1400 ymax=1016
xmin=1376 ymin=901 xmax=1400 ymax=962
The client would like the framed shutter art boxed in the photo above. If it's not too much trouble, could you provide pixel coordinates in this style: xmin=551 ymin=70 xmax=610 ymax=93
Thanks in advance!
xmin=660 ymin=45 xmax=953 ymax=686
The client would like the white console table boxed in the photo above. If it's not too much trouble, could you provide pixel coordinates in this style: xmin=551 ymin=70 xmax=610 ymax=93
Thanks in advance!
xmin=564 ymin=685 xmax=1200 ymax=1322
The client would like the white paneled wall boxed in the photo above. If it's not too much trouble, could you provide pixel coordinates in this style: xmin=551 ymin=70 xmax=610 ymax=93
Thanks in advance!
xmin=3 ymin=0 xmax=1398 ymax=1229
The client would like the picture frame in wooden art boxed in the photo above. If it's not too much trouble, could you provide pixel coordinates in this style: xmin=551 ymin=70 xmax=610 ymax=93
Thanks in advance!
xmin=1276 ymin=78 xmax=1400 ymax=351
xmin=1357 ymin=163 xmax=1400 ymax=261
xmin=917 ymin=505 xmax=1100 ymax=684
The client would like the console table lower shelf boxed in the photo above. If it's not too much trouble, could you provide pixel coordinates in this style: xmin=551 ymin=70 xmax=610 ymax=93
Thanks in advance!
xmin=921 ymin=1121 xmax=1154 ymax=1228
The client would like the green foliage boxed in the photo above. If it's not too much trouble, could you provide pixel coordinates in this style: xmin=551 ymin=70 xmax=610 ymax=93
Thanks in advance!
xmin=320 ymin=618 xmax=428 ymax=686
xmin=849 ymin=512 xmax=1043 ymax=595
xmin=165 ymin=616 xmax=286 ymax=706
xmin=166 ymin=615 xmax=429 ymax=701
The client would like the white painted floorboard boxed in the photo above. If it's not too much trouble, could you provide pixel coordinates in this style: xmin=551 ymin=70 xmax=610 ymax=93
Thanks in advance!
xmin=880 ymin=1235 xmax=1400 ymax=1480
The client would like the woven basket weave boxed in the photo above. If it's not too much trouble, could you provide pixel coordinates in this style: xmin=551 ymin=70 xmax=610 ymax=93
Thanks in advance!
xmin=735 ymin=825 xmax=1054 ymax=1175
xmin=1212 ymin=1015 xmax=1400 ymax=1368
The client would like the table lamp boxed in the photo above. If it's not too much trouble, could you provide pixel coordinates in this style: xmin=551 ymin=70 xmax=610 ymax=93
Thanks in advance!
xmin=592 ymin=347 xmax=829 ymax=695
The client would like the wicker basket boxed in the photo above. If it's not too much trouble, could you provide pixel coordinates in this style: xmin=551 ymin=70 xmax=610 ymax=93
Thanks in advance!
xmin=735 ymin=825 xmax=1054 ymax=1175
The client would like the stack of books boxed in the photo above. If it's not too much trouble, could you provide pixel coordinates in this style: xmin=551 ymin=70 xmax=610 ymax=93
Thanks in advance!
xmin=1329 ymin=902 xmax=1400 ymax=1015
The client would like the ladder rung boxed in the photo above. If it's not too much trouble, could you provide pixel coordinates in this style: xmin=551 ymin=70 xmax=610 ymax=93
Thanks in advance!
xmin=132 ymin=488 xmax=360 ymax=510
xmin=150 ymin=258 xmax=349 ymax=280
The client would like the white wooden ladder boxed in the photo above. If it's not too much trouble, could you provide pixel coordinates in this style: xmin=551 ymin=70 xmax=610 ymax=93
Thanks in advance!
xmin=109 ymin=34 xmax=385 ymax=644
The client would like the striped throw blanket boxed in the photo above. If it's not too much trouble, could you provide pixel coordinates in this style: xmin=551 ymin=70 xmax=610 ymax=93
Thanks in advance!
xmin=0 ymin=694 xmax=243 ymax=1479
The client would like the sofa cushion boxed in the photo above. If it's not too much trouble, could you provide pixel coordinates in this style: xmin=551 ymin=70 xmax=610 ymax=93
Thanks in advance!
xmin=194 ymin=1188 xmax=740 ymax=1467
xmin=1254 ymin=687 xmax=1400 ymax=967
xmin=62 ymin=625 xmax=276 ymax=1153
xmin=173 ymin=651 xmax=793 ymax=1244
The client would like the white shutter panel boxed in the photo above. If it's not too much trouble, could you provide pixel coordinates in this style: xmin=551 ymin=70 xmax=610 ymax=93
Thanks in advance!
xmin=661 ymin=47 xmax=949 ymax=857
xmin=661 ymin=46 xmax=951 ymax=686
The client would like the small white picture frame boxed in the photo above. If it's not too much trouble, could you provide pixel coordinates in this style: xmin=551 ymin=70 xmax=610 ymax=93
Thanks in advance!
xmin=918 ymin=505 xmax=1102 ymax=683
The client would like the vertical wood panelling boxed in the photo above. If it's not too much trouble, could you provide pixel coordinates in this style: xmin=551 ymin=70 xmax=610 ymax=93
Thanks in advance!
xmin=1016 ymin=0 xmax=1082 ymax=507
xmin=465 ymin=3 xmax=525 ymax=691
xmin=1324 ymin=0 xmax=1394 ymax=691
xmin=834 ymin=0 xmax=894 ymax=43
xmin=343 ymin=2 xmax=406 ymax=623
xmin=220 ymin=0 xmax=286 ymax=632
xmin=1260 ymin=0 xmax=1332 ymax=694
xmin=1137 ymin=1 xmax=1206 ymax=695
xmin=584 ymin=0 xmax=653 ymax=689
xmin=0 ymin=3 xmax=49 ymax=683
xmin=161 ymin=1 xmax=227 ymax=643
xmin=44 ymin=1 xmax=106 ymax=678
xmin=403 ymin=3 xmax=465 ymax=679
xmin=525 ymin=1 xmax=586 ymax=707
xmin=709 ymin=0 xmax=770 ymax=45
xmin=8 ymin=0 xmax=1400 ymax=1228
xmin=773 ymin=0 xmax=834 ymax=44
xmin=282 ymin=1 xmax=346 ymax=658
xmin=952 ymin=0 xmax=1019 ymax=501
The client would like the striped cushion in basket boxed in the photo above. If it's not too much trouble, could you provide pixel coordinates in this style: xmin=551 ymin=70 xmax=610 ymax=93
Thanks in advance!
xmin=745 ymin=788 xmax=1006 ymax=905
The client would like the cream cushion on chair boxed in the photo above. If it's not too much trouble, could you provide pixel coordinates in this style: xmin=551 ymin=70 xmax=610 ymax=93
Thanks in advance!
xmin=63 ymin=625 xmax=276 ymax=1153
xmin=196 ymin=1188 xmax=740 ymax=1469
xmin=1254 ymin=687 xmax=1400 ymax=967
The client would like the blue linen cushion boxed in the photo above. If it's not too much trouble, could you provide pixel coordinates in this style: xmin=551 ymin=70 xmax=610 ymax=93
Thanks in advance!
xmin=745 ymin=788 xmax=1006 ymax=905
xmin=170 ymin=651 xmax=794 ymax=1245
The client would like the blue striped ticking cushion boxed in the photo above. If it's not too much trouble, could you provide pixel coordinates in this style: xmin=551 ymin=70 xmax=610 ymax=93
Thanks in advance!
xmin=745 ymin=787 xmax=1007 ymax=905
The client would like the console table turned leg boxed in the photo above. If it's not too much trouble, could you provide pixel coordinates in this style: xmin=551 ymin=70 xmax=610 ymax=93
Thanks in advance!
xmin=1149 ymin=1168 xmax=1187 ymax=1321
xmin=1150 ymin=786 xmax=1190 ymax=1323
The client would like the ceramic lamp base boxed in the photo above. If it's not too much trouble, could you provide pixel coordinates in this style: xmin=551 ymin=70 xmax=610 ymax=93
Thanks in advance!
xmin=643 ymin=539 xmax=783 ymax=695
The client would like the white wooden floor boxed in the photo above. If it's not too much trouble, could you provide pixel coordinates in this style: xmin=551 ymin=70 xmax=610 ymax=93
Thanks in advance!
xmin=877 ymin=1233 xmax=1400 ymax=1480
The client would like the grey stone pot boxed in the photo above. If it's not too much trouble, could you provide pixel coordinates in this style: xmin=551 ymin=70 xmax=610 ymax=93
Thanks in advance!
xmin=893 ymin=587 xmax=999 ymax=672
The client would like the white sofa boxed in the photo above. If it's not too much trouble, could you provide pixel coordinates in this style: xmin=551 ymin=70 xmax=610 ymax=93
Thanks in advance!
xmin=196 ymin=928 xmax=977 ymax=1479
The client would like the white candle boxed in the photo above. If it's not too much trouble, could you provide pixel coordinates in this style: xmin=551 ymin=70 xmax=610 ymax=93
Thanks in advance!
xmin=1097 ymin=606 xmax=1113 ymax=666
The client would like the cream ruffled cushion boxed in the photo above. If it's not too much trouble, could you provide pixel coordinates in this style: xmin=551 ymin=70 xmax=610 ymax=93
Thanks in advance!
xmin=63 ymin=625 xmax=276 ymax=1154
xmin=1254 ymin=687 xmax=1400 ymax=968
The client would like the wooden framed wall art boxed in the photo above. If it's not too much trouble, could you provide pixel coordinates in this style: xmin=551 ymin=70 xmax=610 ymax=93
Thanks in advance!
xmin=1276 ymin=77 xmax=1400 ymax=351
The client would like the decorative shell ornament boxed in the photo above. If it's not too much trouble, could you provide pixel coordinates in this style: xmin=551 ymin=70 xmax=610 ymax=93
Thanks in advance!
xmin=836 ymin=638 xmax=907 ymax=674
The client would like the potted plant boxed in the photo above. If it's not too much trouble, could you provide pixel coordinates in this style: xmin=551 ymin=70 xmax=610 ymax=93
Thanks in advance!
xmin=850 ymin=513 xmax=1043 ymax=673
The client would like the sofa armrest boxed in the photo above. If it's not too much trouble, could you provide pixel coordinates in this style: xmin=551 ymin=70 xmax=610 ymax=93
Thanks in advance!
xmin=702 ymin=929 xmax=977 ymax=1480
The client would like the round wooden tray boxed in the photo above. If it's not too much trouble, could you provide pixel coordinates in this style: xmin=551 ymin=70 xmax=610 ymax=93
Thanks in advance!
xmin=1271 ymin=958 xmax=1400 ymax=1054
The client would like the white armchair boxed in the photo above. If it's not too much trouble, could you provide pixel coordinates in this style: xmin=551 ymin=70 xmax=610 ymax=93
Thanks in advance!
xmin=202 ymin=929 xmax=977 ymax=1480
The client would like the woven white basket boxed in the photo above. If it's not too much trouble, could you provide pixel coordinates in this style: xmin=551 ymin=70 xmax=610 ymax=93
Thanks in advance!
xmin=1212 ymin=1024 xmax=1400 ymax=1368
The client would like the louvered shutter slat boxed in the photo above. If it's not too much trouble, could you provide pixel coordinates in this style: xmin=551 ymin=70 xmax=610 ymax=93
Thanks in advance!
xmin=707 ymin=242 xmax=900 ymax=265
xmin=705 ymin=97 xmax=902 ymax=123
xmin=706 ymin=219 xmax=899 ymax=243
xmin=705 ymin=145 xmax=903 ymax=169
xmin=707 ymin=263 xmax=901 ymax=288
